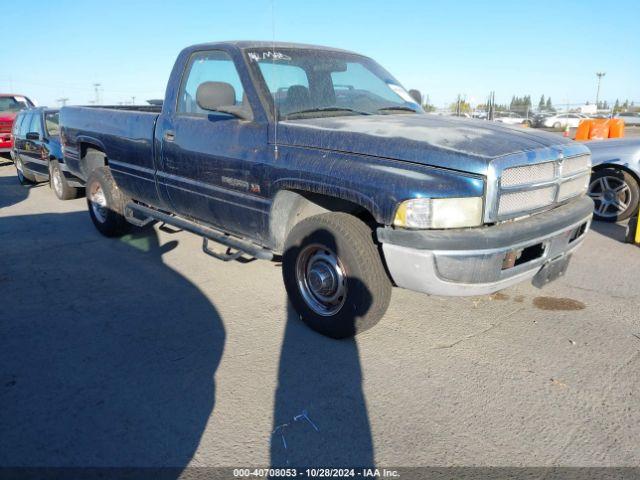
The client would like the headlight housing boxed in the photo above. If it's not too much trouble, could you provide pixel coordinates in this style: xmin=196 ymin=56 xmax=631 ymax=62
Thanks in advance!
xmin=393 ymin=197 xmax=483 ymax=229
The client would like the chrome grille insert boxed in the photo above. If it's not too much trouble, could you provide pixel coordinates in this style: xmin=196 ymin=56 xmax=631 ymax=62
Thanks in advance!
xmin=486 ymin=151 xmax=592 ymax=222
xmin=558 ymin=174 xmax=590 ymax=201
xmin=498 ymin=187 xmax=556 ymax=216
xmin=562 ymin=155 xmax=592 ymax=177
xmin=501 ymin=162 xmax=555 ymax=187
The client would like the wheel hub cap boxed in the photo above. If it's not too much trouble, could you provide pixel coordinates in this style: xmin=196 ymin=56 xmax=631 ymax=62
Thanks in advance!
xmin=295 ymin=245 xmax=347 ymax=316
xmin=89 ymin=184 xmax=108 ymax=223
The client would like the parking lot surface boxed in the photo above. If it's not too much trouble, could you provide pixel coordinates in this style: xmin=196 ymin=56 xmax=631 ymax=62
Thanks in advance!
xmin=1 ymin=159 xmax=639 ymax=468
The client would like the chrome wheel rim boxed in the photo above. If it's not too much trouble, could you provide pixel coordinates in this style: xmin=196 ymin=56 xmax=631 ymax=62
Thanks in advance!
xmin=89 ymin=183 xmax=108 ymax=223
xmin=295 ymin=244 xmax=347 ymax=316
xmin=52 ymin=167 xmax=63 ymax=197
xmin=588 ymin=175 xmax=632 ymax=218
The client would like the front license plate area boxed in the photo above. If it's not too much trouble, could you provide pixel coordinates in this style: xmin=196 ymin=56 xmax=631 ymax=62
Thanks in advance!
xmin=532 ymin=254 xmax=571 ymax=288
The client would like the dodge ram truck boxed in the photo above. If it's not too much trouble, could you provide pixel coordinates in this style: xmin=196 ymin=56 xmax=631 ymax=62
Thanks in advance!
xmin=60 ymin=41 xmax=594 ymax=338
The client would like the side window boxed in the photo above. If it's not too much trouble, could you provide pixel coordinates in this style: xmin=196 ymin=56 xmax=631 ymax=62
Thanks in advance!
xmin=29 ymin=112 xmax=43 ymax=136
xmin=12 ymin=114 xmax=24 ymax=136
xmin=19 ymin=113 xmax=32 ymax=137
xmin=178 ymin=50 xmax=246 ymax=116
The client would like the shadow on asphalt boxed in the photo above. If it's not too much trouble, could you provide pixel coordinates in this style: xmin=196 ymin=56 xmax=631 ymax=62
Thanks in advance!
xmin=271 ymin=230 xmax=374 ymax=467
xmin=0 ymin=212 xmax=225 ymax=475
xmin=0 ymin=169 xmax=32 ymax=210
xmin=591 ymin=219 xmax=629 ymax=243
xmin=2 ymin=208 xmax=376 ymax=469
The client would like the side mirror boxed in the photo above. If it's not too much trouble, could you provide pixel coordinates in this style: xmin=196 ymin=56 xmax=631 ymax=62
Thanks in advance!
xmin=26 ymin=132 xmax=40 ymax=141
xmin=196 ymin=81 xmax=236 ymax=111
xmin=408 ymin=89 xmax=422 ymax=105
xmin=196 ymin=81 xmax=251 ymax=120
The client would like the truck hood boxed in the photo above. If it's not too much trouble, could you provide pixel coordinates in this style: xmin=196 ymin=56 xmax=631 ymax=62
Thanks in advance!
xmin=278 ymin=114 xmax=577 ymax=176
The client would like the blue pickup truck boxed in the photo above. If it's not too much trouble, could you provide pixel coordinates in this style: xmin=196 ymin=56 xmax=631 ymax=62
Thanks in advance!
xmin=60 ymin=41 xmax=594 ymax=338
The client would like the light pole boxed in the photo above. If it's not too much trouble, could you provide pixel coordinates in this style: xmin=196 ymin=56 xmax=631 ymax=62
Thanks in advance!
xmin=595 ymin=72 xmax=606 ymax=108
xmin=93 ymin=83 xmax=102 ymax=105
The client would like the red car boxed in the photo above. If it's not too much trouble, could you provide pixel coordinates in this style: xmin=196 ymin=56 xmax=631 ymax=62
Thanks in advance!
xmin=0 ymin=94 xmax=35 ymax=154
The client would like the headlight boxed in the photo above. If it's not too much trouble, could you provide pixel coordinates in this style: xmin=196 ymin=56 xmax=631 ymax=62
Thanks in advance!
xmin=393 ymin=197 xmax=483 ymax=229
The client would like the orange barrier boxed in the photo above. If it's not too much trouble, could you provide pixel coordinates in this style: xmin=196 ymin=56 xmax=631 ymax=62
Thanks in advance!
xmin=574 ymin=120 xmax=591 ymax=140
xmin=608 ymin=118 xmax=625 ymax=138
xmin=589 ymin=119 xmax=610 ymax=140
xmin=574 ymin=118 xmax=625 ymax=141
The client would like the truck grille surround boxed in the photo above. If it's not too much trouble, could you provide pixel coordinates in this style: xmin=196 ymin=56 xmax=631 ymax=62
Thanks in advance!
xmin=486 ymin=152 xmax=592 ymax=222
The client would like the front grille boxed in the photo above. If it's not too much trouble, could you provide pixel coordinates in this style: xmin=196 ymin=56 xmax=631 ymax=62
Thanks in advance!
xmin=558 ymin=174 xmax=590 ymax=201
xmin=498 ymin=187 xmax=556 ymax=216
xmin=491 ymin=153 xmax=591 ymax=221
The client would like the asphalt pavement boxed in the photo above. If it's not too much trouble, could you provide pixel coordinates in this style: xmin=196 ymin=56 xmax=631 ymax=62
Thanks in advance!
xmin=1 ymin=159 xmax=639 ymax=470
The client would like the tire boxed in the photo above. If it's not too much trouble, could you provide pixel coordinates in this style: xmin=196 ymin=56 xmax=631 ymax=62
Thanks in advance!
xmin=15 ymin=157 xmax=35 ymax=185
xmin=282 ymin=212 xmax=392 ymax=339
xmin=553 ymin=122 xmax=561 ymax=129
xmin=49 ymin=160 xmax=80 ymax=200
xmin=588 ymin=168 xmax=640 ymax=222
xmin=86 ymin=166 xmax=131 ymax=237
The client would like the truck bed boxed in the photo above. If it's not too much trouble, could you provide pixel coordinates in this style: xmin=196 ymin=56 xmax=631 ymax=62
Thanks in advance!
xmin=60 ymin=105 xmax=161 ymax=205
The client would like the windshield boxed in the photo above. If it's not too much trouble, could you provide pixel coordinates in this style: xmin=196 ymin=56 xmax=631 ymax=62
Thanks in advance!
xmin=45 ymin=111 xmax=60 ymax=136
xmin=0 ymin=96 xmax=32 ymax=114
xmin=245 ymin=48 xmax=423 ymax=119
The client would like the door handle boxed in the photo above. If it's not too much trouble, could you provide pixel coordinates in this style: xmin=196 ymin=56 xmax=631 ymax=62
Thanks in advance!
xmin=164 ymin=131 xmax=175 ymax=142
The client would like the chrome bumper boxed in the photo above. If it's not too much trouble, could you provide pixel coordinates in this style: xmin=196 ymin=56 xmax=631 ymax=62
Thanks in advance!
xmin=378 ymin=197 xmax=593 ymax=296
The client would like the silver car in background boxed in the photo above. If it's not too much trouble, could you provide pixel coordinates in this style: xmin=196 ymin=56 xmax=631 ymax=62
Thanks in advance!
xmin=587 ymin=138 xmax=640 ymax=221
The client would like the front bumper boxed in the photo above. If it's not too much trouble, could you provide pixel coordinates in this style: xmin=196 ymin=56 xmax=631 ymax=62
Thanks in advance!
xmin=378 ymin=196 xmax=593 ymax=296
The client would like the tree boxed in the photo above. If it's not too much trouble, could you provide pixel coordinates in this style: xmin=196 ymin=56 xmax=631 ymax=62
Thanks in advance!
xmin=449 ymin=100 xmax=471 ymax=115
xmin=538 ymin=95 xmax=546 ymax=110
xmin=546 ymin=97 xmax=553 ymax=111
xmin=613 ymin=99 xmax=621 ymax=113
xmin=422 ymin=102 xmax=436 ymax=112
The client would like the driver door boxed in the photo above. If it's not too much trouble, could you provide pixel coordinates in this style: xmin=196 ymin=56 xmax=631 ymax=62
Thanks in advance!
xmin=158 ymin=50 xmax=270 ymax=239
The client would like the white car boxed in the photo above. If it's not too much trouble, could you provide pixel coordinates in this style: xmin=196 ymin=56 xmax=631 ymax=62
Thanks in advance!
xmin=542 ymin=113 xmax=587 ymax=129
xmin=494 ymin=112 xmax=526 ymax=125
xmin=616 ymin=112 xmax=640 ymax=126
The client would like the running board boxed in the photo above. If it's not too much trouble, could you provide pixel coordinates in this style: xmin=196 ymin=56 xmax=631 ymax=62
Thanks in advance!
xmin=124 ymin=202 xmax=274 ymax=261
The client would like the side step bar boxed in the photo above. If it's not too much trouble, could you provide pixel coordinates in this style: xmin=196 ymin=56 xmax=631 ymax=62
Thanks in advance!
xmin=124 ymin=202 xmax=274 ymax=261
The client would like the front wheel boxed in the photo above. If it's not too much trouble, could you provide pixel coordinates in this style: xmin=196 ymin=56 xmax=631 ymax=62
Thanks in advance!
xmin=588 ymin=168 xmax=640 ymax=222
xmin=282 ymin=213 xmax=392 ymax=339
xmin=553 ymin=122 xmax=562 ymax=129
xmin=86 ymin=166 xmax=131 ymax=237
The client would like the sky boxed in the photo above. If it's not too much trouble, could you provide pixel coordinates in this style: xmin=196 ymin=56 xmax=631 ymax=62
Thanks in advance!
xmin=1 ymin=0 xmax=638 ymax=110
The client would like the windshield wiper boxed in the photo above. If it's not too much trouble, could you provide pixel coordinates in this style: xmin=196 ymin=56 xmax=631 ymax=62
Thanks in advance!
xmin=284 ymin=107 xmax=371 ymax=119
xmin=377 ymin=106 xmax=419 ymax=114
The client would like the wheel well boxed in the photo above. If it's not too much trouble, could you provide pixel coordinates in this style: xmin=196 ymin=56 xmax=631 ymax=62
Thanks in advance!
xmin=592 ymin=163 xmax=640 ymax=186
xmin=270 ymin=190 xmax=378 ymax=252
xmin=80 ymin=144 xmax=108 ymax=176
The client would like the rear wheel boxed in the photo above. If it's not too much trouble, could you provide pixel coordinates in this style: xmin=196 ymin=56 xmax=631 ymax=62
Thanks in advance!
xmin=15 ymin=157 xmax=35 ymax=185
xmin=282 ymin=212 xmax=391 ymax=339
xmin=86 ymin=166 xmax=131 ymax=237
xmin=49 ymin=160 xmax=80 ymax=200
xmin=553 ymin=122 xmax=561 ymax=129
xmin=589 ymin=168 xmax=639 ymax=222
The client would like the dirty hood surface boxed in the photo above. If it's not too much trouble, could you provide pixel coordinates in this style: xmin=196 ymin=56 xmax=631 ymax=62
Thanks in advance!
xmin=278 ymin=114 xmax=575 ymax=175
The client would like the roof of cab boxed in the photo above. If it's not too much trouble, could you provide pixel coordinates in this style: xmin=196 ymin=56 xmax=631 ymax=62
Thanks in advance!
xmin=184 ymin=40 xmax=362 ymax=56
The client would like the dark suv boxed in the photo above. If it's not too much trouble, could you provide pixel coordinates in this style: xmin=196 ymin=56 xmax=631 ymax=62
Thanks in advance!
xmin=12 ymin=107 xmax=83 ymax=199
